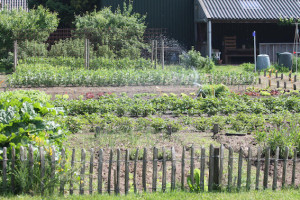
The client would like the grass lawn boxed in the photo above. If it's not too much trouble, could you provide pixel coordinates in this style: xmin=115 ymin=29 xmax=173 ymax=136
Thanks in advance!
xmin=2 ymin=190 xmax=300 ymax=200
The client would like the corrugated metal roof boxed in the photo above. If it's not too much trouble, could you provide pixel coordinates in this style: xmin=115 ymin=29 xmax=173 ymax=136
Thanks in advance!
xmin=198 ymin=0 xmax=300 ymax=21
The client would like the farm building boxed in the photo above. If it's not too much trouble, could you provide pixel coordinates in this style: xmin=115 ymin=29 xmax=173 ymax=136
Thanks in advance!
xmin=0 ymin=0 xmax=28 ymax=11
xmin=100 ymin=0 xmax=300 ymax=64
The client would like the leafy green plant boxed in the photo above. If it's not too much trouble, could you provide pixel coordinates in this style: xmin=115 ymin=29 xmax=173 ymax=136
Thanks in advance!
xmin=180 ymin=48 xmax=214 ymax=72
xmin=187 ymin=169 xmax=201 ymax=192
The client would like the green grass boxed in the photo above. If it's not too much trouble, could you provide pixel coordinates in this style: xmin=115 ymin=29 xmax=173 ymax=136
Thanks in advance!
xmin=213 ymin=65 xmax=245 ymax=73
xmin=2 ymin=190 xmax=300 ymax=200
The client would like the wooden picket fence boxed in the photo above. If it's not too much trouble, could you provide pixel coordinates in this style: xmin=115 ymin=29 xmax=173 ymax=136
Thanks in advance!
xmin=1 ymin=144 xmax=299 ymax=195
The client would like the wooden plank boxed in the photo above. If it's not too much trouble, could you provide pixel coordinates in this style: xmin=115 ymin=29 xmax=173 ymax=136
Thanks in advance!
xmin=213 ymin=148 xmax=220 ymax=191
xmin=219 ymin=144 xmax=224 ymax=186
xmin=133 ymin=148 xmax=138 ymax=193
xmin=142 ymin=148 xmax=147 ymax=192
xmin=190 ymin=145 xmax=195 ymax=186
xmin=80 ymin=149 xmax=86 ymax=195
xmin=263 ymin=147 xmax=270 ymax=189
xmin=208 ymin=144 xmax=214 ymax=192
xmin=255 ymin=147 xmax=261 ymax=190
xmin=162 ymin=147 xmax=167 ymax=192
xmin=237 ymin=147 xmax=243 ymax=191
xmin=291 ymin=148 xmax=297 ymax=186
xmin=98 ymin=149 xmax=103 ymax=194
xmin=89 ymin=148 xmax=94 ymax=195
xmin=272 ymin=147 xmax=279 ymax=190
xmin=11 ymin=146 xmax=16 ymax=193
xmin=246 ymin=147 xmax=252 ymax=191
xmin=28 ymin=145 xmax=34 ymax=189
xmin=200 ymin=146 xmax=206 ymax=191
xmin=69 ymin=148 xmax=75 ymax=195
xmin=152 ymin=147 xmax=158 ymax=192
xmin=2 ymin=147 xmax=7 ymax=192
xmin=114 ymin=169 xmax=118 ymax=195
xmin=116 ymin=149 xmax=120 ymax=194
xmin=60 ymin=148 xmax=66 ymax=195
xmin=181 ymin=146 xmax=185 ymax=191
xmin=108 ymin=149 xmax=113 ymax=194
xmin=171 ymin=147 xmax=176 ymax=191
xmin=227 ymin=147 xmax=233 ymax=191
xmin=40 ymin=147 xmax=45 ymax=195
xmin=282 ymin=147 xmax=289 ymax=188
xmin=125 ymin=149 xmax=129 ymax=195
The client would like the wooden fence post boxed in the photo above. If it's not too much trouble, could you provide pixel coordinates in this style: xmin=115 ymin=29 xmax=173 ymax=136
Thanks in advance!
xmin=255 ymin=147 xmax=261 ymax=190
xmin=80 ymin=149 xmax=86 ymax=195
xmin=190 ymin=145 xmax=195 ymax=187
xmin=98 ymin=149 xmax=103 ymax=194
xmin=162 ymin=147 xmax=167 ymax=192
xmin=277 ymin=81 xmax=280 ymax=88
xmin=208 ymin=144 xmax=214 ymax=192
xmin=69 ymin=148 xmax=75 ymax=195
xmin=116 ymin=149 xmax=120 ymax=194
xmin=213 ymin=147 xmax=220 ymax=191
xmin=11 ymin=146 xmax=16 ymax=193
xmin=108 ymin=149 xmax=113 ymax=194
xmin=263 ymin=147 xmax=270 ymax=189
xmin=281 ymin=73 xmax=283 ymax=80
xmin=227 ymin=147 xmax=233 ymax=192
xmin=200 ymin=146 xmax=206 ymax=191
xmin=276 ymin=71 xmax=278 ymax=78
xmin=155 ymin=40 xmax=158 ymax=69
xmin=13 ymin=40 xmax=17 ymax=72
xmin=294 ymin=75 xmax=297 ymax=82
xmin=181 ymin=146 xmax=185 ymax=191
xmin=246 ymin=147 xmax=252 ymax=191
xmin=171 ymin=147 xmax=176 ymax=191
xmin=292 ymin=148 xmax=297 ymax=187
xmin=125 ymin=149 xmax=129 ymax=195
xmin=60 ymin=148 xmax=66 ymax=195
xmin=2 ymin=147 xmax=7 ymax=192
xmin=264 ymin=70 xmax=266 ymax=77
xmin=272 ymin=147 xmax=279 ymax=190
xmin=40 ymin=147 xmax=45 ymax=195
xmin=152 ymin=147 xmax=158 ymax=192
xmin=142 ymin=148 xmax=147 ymax=192
xmin=133 ymin=148 xmax=138 ymax=193
xmin=237 ymin=147 xmax=243 ymax=191
xmin=28 ymin=145 xmax=34 ymax=189
xmin=284 ymin=82 xmax=287 ymax=89
xmin=161 ymin=38 xmax=164 ymax=69
xmin=282 ymin=147 xmax=289 ymax=188
xmin=89 ymin=148 xmax=94 ymax=195
xmin=219 ymin=144 xmax=224 ymax=186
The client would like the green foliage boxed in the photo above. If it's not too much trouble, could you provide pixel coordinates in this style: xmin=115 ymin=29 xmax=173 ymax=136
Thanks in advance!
xmin=18 ymin=40 xmax=49 ymax=59
xmin=180 ymin=48 xmax=214 ymax=72
xmin=201 ymin=84 xmax=230 ymax=97
xmin=187 ymin=169 xmax=201 ymax=192
xmin=241 ymin=63 xmax=255 ymax=72
xmin=74 ymin=3 xmax=147 ymax=59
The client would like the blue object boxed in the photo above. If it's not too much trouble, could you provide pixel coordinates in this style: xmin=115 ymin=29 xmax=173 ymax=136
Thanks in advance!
xmin=252 ymin=31 xmax=256 ymax=37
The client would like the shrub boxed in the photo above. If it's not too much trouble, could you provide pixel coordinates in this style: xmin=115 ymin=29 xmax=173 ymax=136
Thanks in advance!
xmin=241 ymin=63 xmax=255 ymax=72
xmin=180 ymin=48 xmax=214 ymax=72
xmin=200 ymin=84 xmax=229 ymax=97
xmin=18 ymin=40 xmax=48 ymax=59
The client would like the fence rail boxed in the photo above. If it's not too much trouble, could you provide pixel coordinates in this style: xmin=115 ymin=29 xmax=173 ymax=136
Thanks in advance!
xmin=1 ymin=144 xmax=299 ymax=195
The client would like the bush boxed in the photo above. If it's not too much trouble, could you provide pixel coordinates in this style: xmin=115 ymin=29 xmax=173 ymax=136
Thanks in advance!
xmin=180 ymin=48 xmax=214 ymax=72
xmin=200 ymin=84 xmax=229 ymax=97
xmin=74 ymin=3 xmax=148 ymax=59
xmin=241 ymin=63 xmax=255 ymax=72
xmin=18 ymin=40 xmax=48 ymax=59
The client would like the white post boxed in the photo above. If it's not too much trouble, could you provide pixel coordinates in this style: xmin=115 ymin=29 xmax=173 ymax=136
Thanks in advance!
xmin=296 ymin=23 xmax=298 ymax=73
xmin=253 ymin=31 xmax=257 ymax=72
xmin=207 ymin=20 xmax=212 ymax=59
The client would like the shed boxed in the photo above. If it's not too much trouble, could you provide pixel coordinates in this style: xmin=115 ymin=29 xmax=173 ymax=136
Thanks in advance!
xmin=195 ymin=0 xmax=300 ymax=63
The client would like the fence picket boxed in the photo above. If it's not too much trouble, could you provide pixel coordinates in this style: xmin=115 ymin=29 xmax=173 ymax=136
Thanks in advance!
xmin=162 ymin=147 xmax=167 ymax=192
xmin=133 ymin=148 xmax=138 ymax=193
xmin=2 ymin=147 xmax=7 ymax=192
xmin=70 ymin=148 xmax=75 ymax=195
xmin=125 ymin=149 xmax=129 ymax=195
xmin=255 ymin=147 xmax=261 ymax=190
xmin=282 ymin=147 xmax=289 ymax=188
xmin=190 ymin=145 xmax=195 ymax=186
xmin=237 ymin=147 xmax=243 ymax=191
xmin=208 ymin=144 xmax=214 ymax=192
xmin=114 ymin=169 xmax=118 ymax=195
xmin=108 ymin=149 xmax=113 ymax=194
xmin=142 ymin=148 xmax=147 ymax=192
xmin=60 ymin=148 xmax=66 ymax=195
xmin=272 ymin=147 xmax=279 ymax=190
xmin=28 ymin=145 xmax=34 ymax=189
xmin=89 ymin=148 xmax=94 ymax=195
xmin=263 ymin=147 xmax=270 ymax=189
xmin=181 ymin=146 xmax=185 ymax=191
xmin=11 ymin=146 xmax=16 ymax=193
xmin=116 ymin=149 xmax=120 ymax=194
xmin=292 ymin=148 xmax=297 ymax=186
xmin=152 ymin=147 xmax=158 ymax=192
xmin=98 ymin=149 xmax=103 ymax=194
xmin=246 ymin=147 xmax=252 ymax=190
xmin=80 ymin=149 xmax=86 ymax=195
xmin=40 ymin=147 xmax=45 ymax=195
xmin=200 ymin=146 xmax=206 ymax=191
xmin=171 ymin=147 xmax=176 ymax=191
xmin=227 ymin=147 xmax=233 ymax=192
xmin=219 ymin=145 xmax=224 ymax=186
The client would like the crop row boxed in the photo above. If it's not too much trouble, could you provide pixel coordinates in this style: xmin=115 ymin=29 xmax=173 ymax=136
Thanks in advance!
xmin=7 ymin=64 xmax=257 ymax=87
xmin=52 ymin=93 xmax=300 ymax=116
